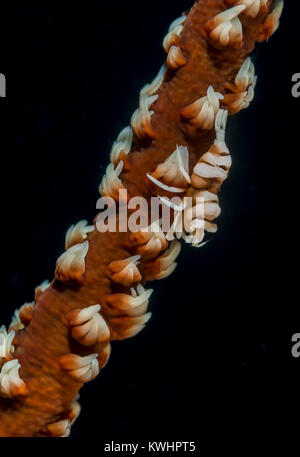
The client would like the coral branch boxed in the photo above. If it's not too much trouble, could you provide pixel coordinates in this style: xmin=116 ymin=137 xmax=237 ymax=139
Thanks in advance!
xmin=0 ymin=0 xmax=282 ymax=436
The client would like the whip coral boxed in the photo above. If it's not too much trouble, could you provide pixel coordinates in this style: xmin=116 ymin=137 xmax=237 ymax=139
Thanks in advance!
xmin=0 ymin=0 xmax=283 ymax=437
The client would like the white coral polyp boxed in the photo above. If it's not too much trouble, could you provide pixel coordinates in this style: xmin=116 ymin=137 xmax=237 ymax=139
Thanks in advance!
xmin=110 ymin=126 xmax=133 ymax=164
xmin=0 ymin=326 xmax=15 ymax=359
xmin=48 ymin=419 xmax=71 ymax=437
xmin=228 ymin=0 xmax=267 ymax=18
xmin=208 ymin=5 xmax=246 ymax=47
xmin=215 ymin=109 xmax=228 ymax=142
xmin=167 ymin=45 xmax=186 ymax=69
xmin=65 ymin=220 xmax=94 ymax=250
xmin=163 ymin=16 xmax=186 ymax=52
xmin=99 ymin=160 xmax=126 ymax=201
xmin=0 ymin=359 xmax=28 ymax=397
xmin=68 ymin=304 xmax=110 ymax=347
xmin=109 ymin=255 xmax=142 ymax=287
xmin=223 ymin=58 xmax=257 ymax=114
xmin=165 ymin=192 xmax=219 ymax=246
xmin=151 ymin=145 xmax=191 ymax=189
xmin=34 ymin=279 xmax=50 ymax=301
xmin=9 ymin=302 xmax=35 ymax=332
xmin=109 ymin=312 xmax=152 ymax=339
xmin=136 ymin=220 xmax=168 ymax=258
xmin=59 ymin=353 xmax=100 ymax=383
xmin=107 ymin=284 xmax=153 ymax=317
xmin=131 ymin=94 xmax=158 ymax=139
xmin=55 ymin=240 xmax=89 ymax=285
xmin=140 ymin=64 xmax=166 ymax=99
xmin=181 ymin=86 xmax=224 ymax=130
xmin=223 ymin=77 xmax=257 ymax=114
xmin=234 ymin=57 xmax=255 ymax=91
xmin=153 ymin=240 xmax=181 ymax=279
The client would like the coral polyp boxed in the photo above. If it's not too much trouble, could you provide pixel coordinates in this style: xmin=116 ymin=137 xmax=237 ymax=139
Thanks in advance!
xmin=0 ymin=0 xmax=283 ymax=437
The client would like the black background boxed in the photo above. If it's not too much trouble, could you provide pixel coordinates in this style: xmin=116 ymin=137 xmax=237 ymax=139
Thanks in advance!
xmin=0 ymin=0 xmax=298 ymax=450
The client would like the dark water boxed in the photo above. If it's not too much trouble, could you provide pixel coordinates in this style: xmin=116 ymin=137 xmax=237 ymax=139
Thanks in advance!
xmin=0 ymin=0 xmax=298 ymax=450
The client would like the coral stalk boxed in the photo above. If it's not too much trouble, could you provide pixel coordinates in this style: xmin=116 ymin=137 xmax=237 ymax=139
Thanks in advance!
xmin=0 ymin=0 xmax=283 ymax=436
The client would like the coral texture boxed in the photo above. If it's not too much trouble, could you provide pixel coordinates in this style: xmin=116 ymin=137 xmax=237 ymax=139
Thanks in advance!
xmin=0 ymin=0 xmax=283 ymax=437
